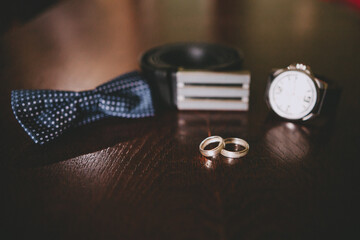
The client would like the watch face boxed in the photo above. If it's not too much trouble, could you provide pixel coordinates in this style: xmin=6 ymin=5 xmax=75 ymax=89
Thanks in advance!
xmin=268 ymin=70 xmax=317 ymax=120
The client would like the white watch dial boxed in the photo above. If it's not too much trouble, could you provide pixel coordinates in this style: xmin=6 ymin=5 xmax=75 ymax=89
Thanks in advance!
xmin=269 ymin=70 xmax=317 ymax=120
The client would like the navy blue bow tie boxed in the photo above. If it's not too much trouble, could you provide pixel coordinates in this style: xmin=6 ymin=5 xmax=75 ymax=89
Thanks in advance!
xmin=11 ymin=71 xmax=154 ymax=144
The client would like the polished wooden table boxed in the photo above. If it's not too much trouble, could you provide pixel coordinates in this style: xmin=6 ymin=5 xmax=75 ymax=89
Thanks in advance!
xmin=1 ymin=0 xmax=359 ymax=239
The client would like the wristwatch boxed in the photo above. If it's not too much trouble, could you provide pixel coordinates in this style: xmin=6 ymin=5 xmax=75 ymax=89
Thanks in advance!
xmin=265 ymin=63 xmax=339 ymax=121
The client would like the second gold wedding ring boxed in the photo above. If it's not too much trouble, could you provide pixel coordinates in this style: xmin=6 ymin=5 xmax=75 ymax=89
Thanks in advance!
xmin=220 ymin=138 xmax=249 ymax=158
xmin=199 ymin=136 xmax=225 ymax=157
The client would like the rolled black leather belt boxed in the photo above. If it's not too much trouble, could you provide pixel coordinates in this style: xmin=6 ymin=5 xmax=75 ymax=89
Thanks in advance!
xmin=140 ymin=42 xmax=250 ymax=111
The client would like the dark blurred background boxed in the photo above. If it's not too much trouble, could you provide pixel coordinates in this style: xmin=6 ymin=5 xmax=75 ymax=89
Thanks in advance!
xmin=0 ymin=0 xmax=359 ymax=35
xmin=0 ymin=0 xmax=59 ymax=34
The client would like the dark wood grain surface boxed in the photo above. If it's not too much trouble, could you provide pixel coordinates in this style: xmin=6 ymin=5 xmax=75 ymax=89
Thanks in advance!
xmin=1 ymin=0 xmax=359 ymax=239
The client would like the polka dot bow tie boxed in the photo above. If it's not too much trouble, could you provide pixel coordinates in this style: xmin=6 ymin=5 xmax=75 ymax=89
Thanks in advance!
xmin=11 ymin=71 xmax=154 ymax=144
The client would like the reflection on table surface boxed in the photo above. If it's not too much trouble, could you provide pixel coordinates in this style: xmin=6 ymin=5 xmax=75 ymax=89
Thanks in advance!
xmin=265 ymin=121 xmax=311 ymax=162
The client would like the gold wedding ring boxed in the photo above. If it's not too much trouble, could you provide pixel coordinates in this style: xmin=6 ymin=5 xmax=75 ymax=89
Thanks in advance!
xmin=220 ymin=137 xmax=249 ymax=158
xmin=199 ymin=136 xmax=225 ymax=157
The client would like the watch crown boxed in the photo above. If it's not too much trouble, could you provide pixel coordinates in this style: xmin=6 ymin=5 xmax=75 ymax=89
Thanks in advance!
xmin=288 ymin=63 xmax=312 ymax=74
